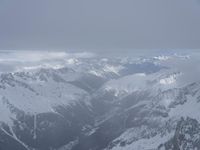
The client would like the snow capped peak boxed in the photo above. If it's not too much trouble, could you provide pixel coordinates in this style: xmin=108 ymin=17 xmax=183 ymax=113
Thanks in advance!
xmin=0 ymin=51 xmax=95 ymax=73
xmin=154 ymin=55 xmax=170 ymax=61
xmin=174 ymin=53 xmax=190 ymax=60
xmin=88 ymin=63 xmax=125 ymax=77
xmin=1 ymin=51 xmax=200 ymax=150
xmin=102 ymin=65 xmax=124 ymax=75
xmin=21 ymin=64 xmax=65 ymax=71
xmin=102 ymin=73 xmax=148 ymax=96
xmin=0 ymin=65 xmax=90 ymax=117
xmin=159 ymin=75 xmax=176 ymax=85
xmin=66 ymin=58 xmax=79 ymax=65
xmin=159 ymin=72 xmax=181 ymax=85
xmin=88 ymin=70 xmax=103 ymax=77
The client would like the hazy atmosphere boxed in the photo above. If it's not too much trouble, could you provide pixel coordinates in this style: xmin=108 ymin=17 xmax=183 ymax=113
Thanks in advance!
xmin=1 ymin=1 xmax=200 ymax=150
xmin=0 ymin=0 xmax=200 ymax=52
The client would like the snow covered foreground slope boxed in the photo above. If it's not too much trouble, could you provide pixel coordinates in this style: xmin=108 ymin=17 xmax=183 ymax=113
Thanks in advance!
xmin=0 ymin=51 xmax=200 ymax=150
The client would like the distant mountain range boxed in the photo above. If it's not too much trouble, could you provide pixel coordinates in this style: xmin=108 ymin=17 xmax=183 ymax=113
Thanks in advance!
xmin=0 ymin=52 xmax=200 ymax=150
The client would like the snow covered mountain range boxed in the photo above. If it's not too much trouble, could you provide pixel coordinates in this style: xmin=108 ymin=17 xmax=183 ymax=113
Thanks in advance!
xmin=0 ymin=51 xmax=200 ymax=150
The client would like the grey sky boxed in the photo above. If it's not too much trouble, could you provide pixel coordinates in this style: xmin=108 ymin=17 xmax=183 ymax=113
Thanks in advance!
xmin=0 ymin=0 xmax=200 ymax=52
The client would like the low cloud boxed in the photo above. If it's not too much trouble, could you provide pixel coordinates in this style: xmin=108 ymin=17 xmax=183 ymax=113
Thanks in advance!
xmin=0 ymin=51 xmax=95 ymax=73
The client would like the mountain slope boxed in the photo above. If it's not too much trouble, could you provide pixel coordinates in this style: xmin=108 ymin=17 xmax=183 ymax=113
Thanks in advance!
xmin=1 ymin=52 xmax=200 ymax=150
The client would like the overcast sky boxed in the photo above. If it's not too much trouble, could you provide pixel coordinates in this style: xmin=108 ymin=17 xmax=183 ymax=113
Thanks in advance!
xmin=0 ymin=0 xmax=200 ymax=52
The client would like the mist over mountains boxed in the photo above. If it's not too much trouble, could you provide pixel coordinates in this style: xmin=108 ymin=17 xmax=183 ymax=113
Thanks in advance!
xmin=0 ymin=50 xmax=200 ymax=150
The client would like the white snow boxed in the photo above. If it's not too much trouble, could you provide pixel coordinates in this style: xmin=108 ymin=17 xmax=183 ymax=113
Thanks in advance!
xmin=103 ymin=65 xmax=124 ymax=75
xmin=88 ymin=64 xmax=124 ymax=77
xmin=159 ymin=73 xmax=181 ymax=85
xmin=154 ymin=56 xmax=170 ymax=61
xmin=22 ymin=64 xmax=65 ymax=71
xmin=0 ymin=95 xmax=16 ymax=126
xmin=169 ymin=95 xmax=200 ymax=122
xmin=0 ymin=51 xmax=200 ymax=150
xmin=102 ymin=70 xmax=181 ymax=97
xmin=110 ymin=133 xmax=173 ymax=150
xmin=88 ymin=70 xmax=103 ymax=77
xmin=108 ymin=125 xmax=174 ymax=150
xmin=33 ymin=114 xmax=37 ymax=139
xmin=66 ymin=58 xmax=79 ymax=65
xmin=0 ymin=70 xmax=90 ymax=126
xmin=103 ymin=73 xmax=148 ymax=96
xmin=160 ymin=76 xmax=176 ymax=85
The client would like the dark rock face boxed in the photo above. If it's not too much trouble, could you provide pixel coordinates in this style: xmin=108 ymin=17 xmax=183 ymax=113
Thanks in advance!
xmin=0 ymin=102 xmax=94 ymax=150
xmin=159 ymin=117 xmax=200 ymax=150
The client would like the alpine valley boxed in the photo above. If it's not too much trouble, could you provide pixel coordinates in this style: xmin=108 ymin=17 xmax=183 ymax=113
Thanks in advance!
xmin=0 ymin=51 xmax=200 ymax=150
